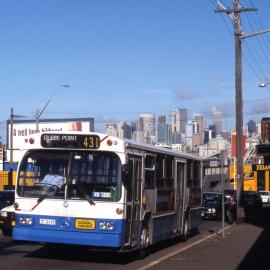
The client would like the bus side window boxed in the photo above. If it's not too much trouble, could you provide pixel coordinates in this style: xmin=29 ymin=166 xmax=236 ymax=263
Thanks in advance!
xmin=144 ymin=154 xmax=155 ymax=189
xmin=156 ymin=155 xmax=164 ymax=188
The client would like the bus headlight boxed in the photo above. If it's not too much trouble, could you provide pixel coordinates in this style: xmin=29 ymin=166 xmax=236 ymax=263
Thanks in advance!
xmin=19 ymin=217 xmax=33 ymax=225
xmin=99 ymin=221 xmax=115 ymax=231
xmin=0 ymin=211 xmax=8 ymax=217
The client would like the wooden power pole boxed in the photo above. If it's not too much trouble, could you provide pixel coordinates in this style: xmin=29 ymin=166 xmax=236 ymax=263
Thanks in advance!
xmin=213 ymin=0 xmax=270 ymax=223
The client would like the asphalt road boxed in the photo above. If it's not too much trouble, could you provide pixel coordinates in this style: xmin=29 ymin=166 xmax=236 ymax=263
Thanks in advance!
xmin=0 ymin=219 xmax=227 ymax=270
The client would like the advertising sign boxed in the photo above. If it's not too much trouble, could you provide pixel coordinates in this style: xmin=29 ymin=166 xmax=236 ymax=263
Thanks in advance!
xmin=0 ymin=148 xmax=3 ymax=170
xmin=6 ymin=118 xmax=94 ymax=163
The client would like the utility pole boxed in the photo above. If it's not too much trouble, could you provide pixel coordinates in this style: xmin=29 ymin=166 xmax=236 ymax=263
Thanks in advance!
xmin=9 ymin=108 xmax=14 ymax=187
xmin=8 ymin=108 xmax=25 ymax=188
xmin=214 ymin=0 xmax=270 ymax=223
xmin=220 ymin=150 xmax=225 ymax=237
xmin=233 ymin=0 xmax=245 ymax=224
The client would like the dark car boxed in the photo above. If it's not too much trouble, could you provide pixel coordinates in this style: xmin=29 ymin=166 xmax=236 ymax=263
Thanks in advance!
xmin=0 ymin=205 xmax=15 ymax=236
xmin=202 ymin=191 xmax=237 ymax=223
xmin=0 ymin=190 xmax=15 ymax=236
xmin=201 ymin=192 xmax=223 ymax=220
xmin=0 ymin=190 xmax=14 ymax=209
xmin=242 ymin=191 xmax=262 ymax=221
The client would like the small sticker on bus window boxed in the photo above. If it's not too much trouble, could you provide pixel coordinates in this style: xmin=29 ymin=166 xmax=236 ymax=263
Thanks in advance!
xmin=92 ymin=192 xmax=111 ymax=198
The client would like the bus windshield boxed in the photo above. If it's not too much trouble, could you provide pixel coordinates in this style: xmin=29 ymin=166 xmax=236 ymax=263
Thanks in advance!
xmin=17 ymin=150 xmax=122 ymax=202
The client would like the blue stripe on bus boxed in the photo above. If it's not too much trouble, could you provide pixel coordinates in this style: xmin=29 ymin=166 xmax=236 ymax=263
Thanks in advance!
xmin=152 ymin=213 xmax=176 ymax=243
xmin=13 ymin=214 xmax=125 ymax=248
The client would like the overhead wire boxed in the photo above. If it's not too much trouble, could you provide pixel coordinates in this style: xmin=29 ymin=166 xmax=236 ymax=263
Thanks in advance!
xmin=210 ymin=0 xmax=266 ymax=82
xmin=241 ymin=9 xmax=270 ymax=79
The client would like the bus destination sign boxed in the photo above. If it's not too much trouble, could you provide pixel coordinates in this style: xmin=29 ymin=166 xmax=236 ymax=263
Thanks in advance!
xmin=41 ymin=134 xmax=100 ymax=149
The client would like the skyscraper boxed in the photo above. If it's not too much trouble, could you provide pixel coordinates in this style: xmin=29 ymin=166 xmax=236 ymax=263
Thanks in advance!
xmin=137 ymin=113 xmax=156 ymax=144
xmin=118 ymin=121 xmax=131 ymax=139
xmin=157 ymin=115 xmax=172 ymax=142
xmin=172 ymin=108 xmax=187 ymax=133
xmin=171 ymin=108 xmax=187 ymax=143
xmin=212 ymin=107 xmax=222 ymax=135
xmin=106 ymin=123 xmax=117 ymax=136
xmin=190 ymin=114 xmax=207 ymax=146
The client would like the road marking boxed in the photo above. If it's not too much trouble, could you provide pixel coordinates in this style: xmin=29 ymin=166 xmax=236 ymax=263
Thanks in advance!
xmin=136 ymin=225 xmax=233 ymax=270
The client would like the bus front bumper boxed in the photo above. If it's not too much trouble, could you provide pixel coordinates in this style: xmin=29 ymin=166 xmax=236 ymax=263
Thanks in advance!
xmin=13 ymin=227 xmax=124 ymax=249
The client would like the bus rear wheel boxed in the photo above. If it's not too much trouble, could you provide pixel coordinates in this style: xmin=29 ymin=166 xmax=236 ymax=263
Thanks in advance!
xmin=137 ymin=225 xmax=150 ymax=259
xmin=140 ymin=225 xmax=150 ymax=249
xmin=182 ymin=214 xmax=190 ymax=242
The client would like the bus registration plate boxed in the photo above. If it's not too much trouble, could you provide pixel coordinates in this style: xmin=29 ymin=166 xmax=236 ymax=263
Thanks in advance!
xmin=75 ymin=219 xmax=96 ymax=230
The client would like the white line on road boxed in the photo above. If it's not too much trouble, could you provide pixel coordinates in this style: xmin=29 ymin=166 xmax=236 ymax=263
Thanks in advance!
xmin=136 ymin=226 xmax=233 ymax=270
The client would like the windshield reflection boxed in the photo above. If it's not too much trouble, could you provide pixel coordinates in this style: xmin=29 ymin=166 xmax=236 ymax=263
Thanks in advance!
xmin=17 ymin=150 xmax=121 ymax=202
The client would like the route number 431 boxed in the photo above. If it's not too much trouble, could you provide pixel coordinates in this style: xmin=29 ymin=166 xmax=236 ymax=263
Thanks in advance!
xmin=83 ymin=136 xmax=100 ymax=149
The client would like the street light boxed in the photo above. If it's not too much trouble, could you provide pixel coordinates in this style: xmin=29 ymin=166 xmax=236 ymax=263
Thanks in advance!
xmin=259 ymin=82 xmax=270 ymax=88
xmin=35 ymin=84 xmax=70 ymax=132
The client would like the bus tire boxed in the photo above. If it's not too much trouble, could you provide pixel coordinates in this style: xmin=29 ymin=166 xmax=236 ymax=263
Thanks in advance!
xmin=140 ymin=224 xmax=150 ymax=249
xmin=182 ymin=213 xmax=190 ymax=242
xmin=137 ymin=224 xmax=150 ymax=259
xmin=226 ymin=209 xmax=234 ymax=224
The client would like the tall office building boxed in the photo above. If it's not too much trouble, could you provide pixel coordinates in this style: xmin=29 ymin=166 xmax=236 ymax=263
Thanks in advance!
xmin=185 ymin=121 xmax=193 ymax=148
xmin=204 ymin=124 xmax=216 ymax=144
xmin=130 ymin=121 xmax=137 ymax=141
xmin=118 ymin=121 xmax=131 ymax=139
xmin=192 ymin=114 xmax=206 ymax=146
xmin=157 ymin=115 xmax=172 ymax=142
xmin=137 ymin=113 xmax=156 ymax=144
xmin=247 ymin=120 xmax=257 ymax=137
xmin=209 ymin=124 xmax=217 ymax=138
xmin=212 ymin=107 xmax=222 ymax=135
xmin=172 ymin=108 xmax=187 ymax=133
xmin=171 ymin=108 xmax=187 ymax=143
xmin=106 ymin=123 xmax=118 ymax=136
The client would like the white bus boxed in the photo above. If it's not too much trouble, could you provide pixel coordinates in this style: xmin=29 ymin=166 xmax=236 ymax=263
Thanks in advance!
xmin=13 ymin=132 xmax=203 ymax=252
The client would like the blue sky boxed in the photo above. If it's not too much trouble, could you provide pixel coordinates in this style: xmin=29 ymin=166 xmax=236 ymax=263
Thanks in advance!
xmin=1 ymin=0 xmax=270 ymax=141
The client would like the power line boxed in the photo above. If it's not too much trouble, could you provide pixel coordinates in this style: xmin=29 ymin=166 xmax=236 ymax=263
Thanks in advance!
xmin=242 ymin=12 xmax=270 ymax=73
xmin=209 ymin=0 xmax=267 ymax=82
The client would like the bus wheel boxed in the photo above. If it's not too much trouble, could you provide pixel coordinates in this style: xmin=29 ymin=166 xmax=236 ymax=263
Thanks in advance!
xmin=226 ymin=209 xmax=234 ymax=224
xmin=137 ymin=225 xmax=150 ymax=259
xmin=182 ymin=214 xmax=190 ymax=242
xmin=140 ymin=225 xmax=150 ymax=249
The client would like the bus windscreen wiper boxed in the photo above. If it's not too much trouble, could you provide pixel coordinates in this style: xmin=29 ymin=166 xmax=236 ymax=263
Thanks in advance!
xmin=31 ymin=184 xmax=59 ymax=211
xmin=72 ymin=179 xmax=95 ymax=206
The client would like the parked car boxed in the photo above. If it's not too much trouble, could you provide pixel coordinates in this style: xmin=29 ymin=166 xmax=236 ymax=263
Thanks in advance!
xmin=0 ymin=190 xmax=15 ymax=236
xmin=0 ymin=190 xmax=15 ymax=209
xmin=201 ymin=192 xmax=222 ymax=220
xmin=0 ymin=204 xmax=15 ymax=236
xmin=243 ymin=191 xmax=262 ymax=221
xmin=201 ymin=191 xmax=237 ymax=224
xmin=258 ymin=191 xmax=270 ymax=204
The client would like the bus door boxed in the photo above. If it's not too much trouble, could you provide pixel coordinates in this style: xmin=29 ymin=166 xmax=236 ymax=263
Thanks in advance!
xmin=175 ymin=160 xmax=186 ymax=233
xmin=124 ymin=155 xmax=142 ymax=248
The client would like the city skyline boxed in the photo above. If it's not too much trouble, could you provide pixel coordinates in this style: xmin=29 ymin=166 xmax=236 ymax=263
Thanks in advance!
xmin=0 ymin=104 xmax=261 ymax=145
xmin=1 ymin=1 xmax=270 ymax=141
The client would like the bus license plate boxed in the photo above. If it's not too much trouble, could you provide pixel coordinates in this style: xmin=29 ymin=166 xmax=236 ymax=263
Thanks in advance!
xmin=75 ymin=219 xmax=96 ymax=230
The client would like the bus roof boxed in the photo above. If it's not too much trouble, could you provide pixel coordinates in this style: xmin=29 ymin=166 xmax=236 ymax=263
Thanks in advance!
xmin=21 ymin=131 xmax=203 ymax=162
